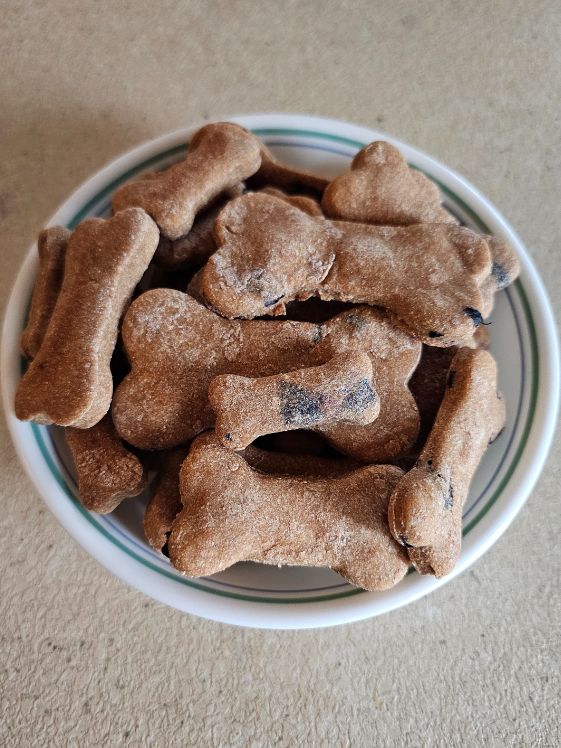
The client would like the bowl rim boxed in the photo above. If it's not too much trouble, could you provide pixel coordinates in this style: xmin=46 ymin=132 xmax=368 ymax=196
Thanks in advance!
xmin=2 ymin=113 xmax=559 ymax=629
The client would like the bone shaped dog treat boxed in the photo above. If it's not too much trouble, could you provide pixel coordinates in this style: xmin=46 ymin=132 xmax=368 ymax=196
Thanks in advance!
xmin=16 ymin=208 xmax=159 ymax=428
xmin=154 ymin=184 xmax=244 ymax=268
xmin=144 ymin=433 xmax=358 ymax=554
xmin=322 ymin=140 xmax=455 ymax=225
xmin=20 ymin=226 xmax=71 ymax=361
xmin=66 ymin=414 xmax=147 ymax=514
xmin=246 ymin=144 xmax=329 ymax=195
xmin=201 ymin=193 xmax=495 ymax=345
xmin=388 ymin=348 xmax=505 ymax=577
xmin=112 ymin=123 xmax=262 ymax=240
xmin=209 ymin=352 xmax=379 ymax=450
xmin=168 ymin=439 xmax=408 ymax=590
xmin=112 ymin=290 xmax=421 ymax=461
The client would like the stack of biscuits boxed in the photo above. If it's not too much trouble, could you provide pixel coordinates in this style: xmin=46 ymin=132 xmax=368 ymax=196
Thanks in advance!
xmin=15 ymin=123 xmax=519 ymax=590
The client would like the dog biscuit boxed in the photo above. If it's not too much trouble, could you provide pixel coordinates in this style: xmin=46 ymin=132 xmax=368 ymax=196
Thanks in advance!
xmin=16 ymin=208 xmax=159 ymax=427
xmin=209 ymin=352 xmax=379 ymax=450
xmin=201 ymin=192 xmax=497 ymax=345
xmin=388 ymin=348 xmax=505 ymax=576
xmin=322 ymin=140 xmax=454 ymax=225
xmin=168 ymin=438 xmax=408 ymax=590
xmin=112 ymin=123 xmax=261 ymax=239
xmin=154 ymin=184 xmax=244 ymax=268
xmin=480 ymin=235 xmax=521 ymax=315
xmin=314 ymin=307 xmax=421 ymax=462
xmin=66 ymin=414 xmax=147 ymax=514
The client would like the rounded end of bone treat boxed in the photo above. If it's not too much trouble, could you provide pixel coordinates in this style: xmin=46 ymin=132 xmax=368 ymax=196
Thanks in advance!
xmin=388 ymin=465 xmax=453 ymax=549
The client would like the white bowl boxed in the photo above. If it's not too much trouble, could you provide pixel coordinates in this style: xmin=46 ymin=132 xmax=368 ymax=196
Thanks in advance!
xmin=2 ymin=114 xmax=559 ymax=629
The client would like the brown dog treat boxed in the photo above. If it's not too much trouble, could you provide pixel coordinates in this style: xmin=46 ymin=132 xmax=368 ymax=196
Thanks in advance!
xmin=154 ymin=184 xmax=244 ymax=268
xmin=480 ymin=235 xmax=520 ymax=315
xmin=209 ymin=352 xmax=379 ymax=450
xmin=259 ymin=187 xmax=323 ymax=216
xmin=143 ymin=432 xmax=355 ymax=552
xmin=205 ymin=192 xmax=336 ymax=318
xmin=20 ymin=226 xmax=71 ymax=360
xmin=112 ymin=124 xmax=261 ymax=240
xmin=202 ymin=192 xmax=495 ymax=346
xmin=246 ymin=144 xmax=328 ymax=195
xmin=112 ymin=291 xmax=421 ymax=461
xmin=168 ymin=438 xmax=408 ymax=590
xmin=388 ymin=348 xmax=505 ymax=577
xmin=65 ymin=414 xmax=147 ymax=514
xmin=322 ymin=140 xmax=455 ymax=225
xmin=15 ymin=208 xmax=159 ymax=428
xmin=143 ymin=448 xmax=188 ymax=554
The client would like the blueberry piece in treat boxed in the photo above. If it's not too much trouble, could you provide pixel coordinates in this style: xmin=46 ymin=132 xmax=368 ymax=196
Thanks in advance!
xmin=491 ymin=261 xmax=511 ymax=290
xmin=279 ymin=381 xmax=325 ymax=426
xmin=342 ymin=379 xmax=377 ymax=412
xmin=464 ymin=307 xmax=483 ymax=327
xmin=444 ymin=483 xmax=454 ymax=510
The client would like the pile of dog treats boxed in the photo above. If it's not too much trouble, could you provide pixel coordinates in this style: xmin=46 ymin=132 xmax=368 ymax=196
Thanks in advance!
xmin=16 ymin=123 xmax=519 ymax=590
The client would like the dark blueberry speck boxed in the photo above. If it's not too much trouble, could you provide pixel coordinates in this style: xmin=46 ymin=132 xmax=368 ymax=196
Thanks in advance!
xmin=341 ymin=379 xmax=377 ymax=412
xmin=264 ymin=295 xmax=285 ymax=308
xmin=223 ymin=433 xmax=233 ymax=442
xmin=278 ymin=381 xmax=325 ymax=426
xmin=491 ymin=261 xmax=510 ymax=290
xmin=444 ymin=483 xmax=454 ymax=510
xmin=312 ymin=325 xmax=323 ymax=344
xmin=464 ymin=307 xmax=483 ymax=327
xmin=346 ymin=313 xmax=365 ymax=330
xmin=489 ymin=425 xmax=505 ymax=445
xmin=399 ymin=534 xmax=415 ymax=548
